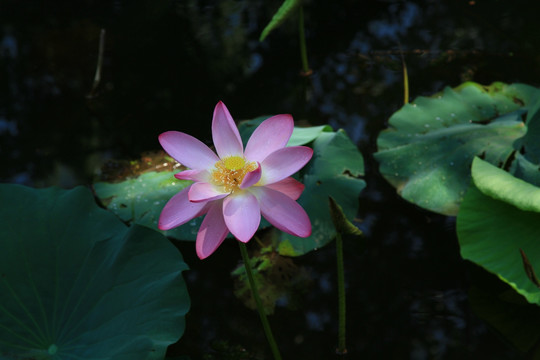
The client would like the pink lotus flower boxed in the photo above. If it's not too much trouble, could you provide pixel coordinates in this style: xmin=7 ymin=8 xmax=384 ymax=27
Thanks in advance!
xmin=158 ymin=101 xmax=313 ymax=259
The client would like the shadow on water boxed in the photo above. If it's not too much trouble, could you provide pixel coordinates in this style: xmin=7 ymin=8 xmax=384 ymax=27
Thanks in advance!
xmin=3 ymin=0 xmax=540 ymax=358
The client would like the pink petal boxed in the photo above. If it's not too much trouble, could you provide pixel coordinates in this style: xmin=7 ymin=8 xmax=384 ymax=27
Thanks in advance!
xmin=174 ymin=169 xmax=210 ymax=182
xmin=212 ymin=101 xmax=244 ymax=159
xmin=196 ymin=201 xmax=229 ymax=259
xmin=240 ymin=162 xmax=261 ymax=189
xmin=159 ymin=131 xmax=219 ymax=170
xmin=265 ymin=177 xmax=305 ymax=200
xmin=188 ymin=182 xmax=228 ymax=202
xmin=223 ymin=192 xmax=260 ymax=242
xmin=244 ymin=114 xmax=294 ymax=162
xmin=259 ymin=146 xmax=313 ymax=185
xmin=254 ymin=187 xmax=311 ymax=237
xmin=158 ymin=186 xmax=207 ymax=230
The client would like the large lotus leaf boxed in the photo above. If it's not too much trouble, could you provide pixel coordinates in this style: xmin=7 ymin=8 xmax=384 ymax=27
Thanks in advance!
xmin=375 ymin=82 xmax=540 ymax=215
xmin=0 ymin=185 xmax=189 ymax=360
xmin=457 ymin=159 xmax=540 ymax=305
xmin=276 ymin=129 xmax=366 ymax=256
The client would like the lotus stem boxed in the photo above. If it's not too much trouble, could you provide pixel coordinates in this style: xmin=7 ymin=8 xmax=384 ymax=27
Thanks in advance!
xmin=336 ymin=232 xmax=347 ymax=355
xmin=298 ymin=6 xmax=311 ymax=75
xmin=239 ymin=242 xmax=283 ymax=360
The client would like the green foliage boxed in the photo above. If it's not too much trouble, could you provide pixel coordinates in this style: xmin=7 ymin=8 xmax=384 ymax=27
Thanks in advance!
xmin=238 ymin=116 xmax=332 ymax=147
xmin=457 ymin=158 xmax=540 ymax=306
xmin=259 ymin=0 xmax=303 ymax=42
xmin=94 ymin=170 xmax=203 ymax=240
xmin=468 ymin=285 xmax=540 ymax=355
xmin=277 ymin=129 xmax=365 ymax=256
xmin=375 ymin=82 xmax=540 ymax=215
xmin=471 ymin=157 xmax=540 ymax=212
xmin=514 ymin=95 xmax=540 ymax=164
xmin=243 ymin=120 xmax=365 ymax=256
xmin=0 ymin=185 xmax=190 ymax=360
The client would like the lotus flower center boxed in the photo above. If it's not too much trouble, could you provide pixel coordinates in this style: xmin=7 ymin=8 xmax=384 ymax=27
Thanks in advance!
xmin=212 ymin=156 xmax=257 ymax=192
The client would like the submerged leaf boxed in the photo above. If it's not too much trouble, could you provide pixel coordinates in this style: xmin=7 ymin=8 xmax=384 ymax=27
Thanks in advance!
xmin=232 ymin=246 xmax=312 ymax=314
xmin=0 ymin=184 xmax=190 ymax=360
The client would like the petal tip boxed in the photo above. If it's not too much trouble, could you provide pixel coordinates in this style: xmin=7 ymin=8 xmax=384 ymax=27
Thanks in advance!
xmin=196 ymin=249 xmax=211 ymax=260
xmin=157 ymin=221 xmax=172 ymax=231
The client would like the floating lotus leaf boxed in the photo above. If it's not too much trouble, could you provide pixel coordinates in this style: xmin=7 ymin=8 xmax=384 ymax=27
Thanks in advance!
xmin=94 ymin=170 xmax=202 ymax=240
xmin=457 ymin=158 xmax=540 ymax=306
xmin=277 ymin=129 xmax=366 ymax=256
xmin=375 ymin=82 xmax=540 ymax=215
xmin=0 ymin=185 xmax=189 ymax=360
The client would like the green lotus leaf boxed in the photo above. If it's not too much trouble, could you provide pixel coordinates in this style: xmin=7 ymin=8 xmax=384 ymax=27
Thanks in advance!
xmin=238 ymin=116 xmax=332 ymax=147
xmin=515 ymin=95 xmax=540 ymax=164
xmin=471 ymin=157 xmax=540 ymax=212
xmin=277 ymin=129 xmax=366 ymax=256
xmin=375 ymin=82 xmax=540 ymax=215
xmin=457 ymin=181 xmax=540 ymax=305
xmin=510 ymin=153 xmax=540 ymax=186
xmin=468 ymin=286 xmax=540 ymax=355
xmin=0 ymin=184 xmax=189 ymax=360
xmin=93 ymin=170 xmax=203 ymax=240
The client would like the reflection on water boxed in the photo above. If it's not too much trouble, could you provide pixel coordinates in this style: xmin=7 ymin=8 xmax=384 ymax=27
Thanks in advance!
xmin=2 ymin=0 xmax=539 ymax=358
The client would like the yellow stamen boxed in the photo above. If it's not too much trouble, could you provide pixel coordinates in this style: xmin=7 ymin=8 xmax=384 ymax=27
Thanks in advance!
xmin=211 ymin=156 xmax=257 ymax=192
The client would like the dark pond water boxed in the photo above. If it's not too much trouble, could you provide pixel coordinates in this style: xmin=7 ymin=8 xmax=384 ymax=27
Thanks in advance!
xmin=3 ymin=0 xmax=540 ymax=358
